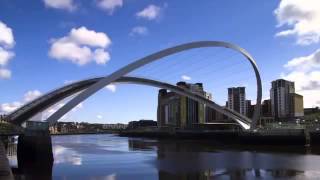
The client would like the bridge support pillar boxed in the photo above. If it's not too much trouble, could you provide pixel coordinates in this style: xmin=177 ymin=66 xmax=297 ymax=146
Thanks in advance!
xmin=17 ymin=130 xmax=53 ymax=179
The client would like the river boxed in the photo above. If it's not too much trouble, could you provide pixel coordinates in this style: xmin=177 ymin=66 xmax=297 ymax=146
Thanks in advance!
xmin=10 ymin=134 xmax=320 ymax=179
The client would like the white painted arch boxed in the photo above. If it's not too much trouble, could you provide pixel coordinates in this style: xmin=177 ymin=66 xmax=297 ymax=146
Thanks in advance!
xmin=46 ymin=41 xmax=262 ymax=129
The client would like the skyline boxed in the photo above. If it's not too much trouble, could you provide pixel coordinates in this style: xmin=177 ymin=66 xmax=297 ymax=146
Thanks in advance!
xmin=1 ymin=0 xmax=320 ymax=123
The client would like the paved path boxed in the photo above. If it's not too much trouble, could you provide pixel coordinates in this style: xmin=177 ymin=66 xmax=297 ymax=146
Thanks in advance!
xmin=0 ymin=140 xmax=13 ymax=180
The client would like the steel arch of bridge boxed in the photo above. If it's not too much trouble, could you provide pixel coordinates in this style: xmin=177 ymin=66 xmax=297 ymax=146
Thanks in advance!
xmin=46 ymin=41 xmax=262 ymax=129
xmin=10 ymin=41 xmax=261 ymax=129
xmin=8 ymin=76 xmax=251 ymax=129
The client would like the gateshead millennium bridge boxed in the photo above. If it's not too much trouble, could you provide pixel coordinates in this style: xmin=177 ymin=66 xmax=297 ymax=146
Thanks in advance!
xmin=0 ymin=41 xmax=262 ymax=178
xmin=4 ymin=41 xmax=262 ymax=130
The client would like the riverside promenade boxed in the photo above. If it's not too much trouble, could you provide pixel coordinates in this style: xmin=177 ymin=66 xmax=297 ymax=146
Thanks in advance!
xmin=0 ymin=140 xmax=13 ymax=180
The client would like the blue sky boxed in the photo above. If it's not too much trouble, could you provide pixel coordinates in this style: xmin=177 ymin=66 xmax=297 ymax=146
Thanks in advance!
xmin=1 ymin=0 xmax=320 ymax=123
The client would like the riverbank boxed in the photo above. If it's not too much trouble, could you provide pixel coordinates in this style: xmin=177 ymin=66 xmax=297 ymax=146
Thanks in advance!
xmin=119 ymin=128 xmax=320 ymax=146
xmin=51 ymin=130 xmax=120 ymax=136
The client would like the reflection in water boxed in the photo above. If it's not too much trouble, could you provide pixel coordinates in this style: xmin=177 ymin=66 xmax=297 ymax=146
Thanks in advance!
xmin=53 ymin=145 xmax=82 ymax=165
xmin=9 ymin=134 xmax=320 ymax=179
xmin=128 ymin=138 xmax=318 ymax=180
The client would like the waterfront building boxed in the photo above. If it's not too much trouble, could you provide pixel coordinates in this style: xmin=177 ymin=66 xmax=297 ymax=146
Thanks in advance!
xmin=262 ymin=99 xmax=272 ymax=117
xmin=227 ymin=87 xmax=246 ymax=115
xmin=157 ymin=82 xmax=211 ymax=128
xmin=270 ymin=79 xmax=304 ymax=120
xmin=291 ymin=93 xmax=304 ymax=118
xmin=102 ymin=123 xmax=127 ymax=130
xmin=245 ymin=100 xmax=254 ymax=118
xmin=304 ymin=107 xmax=320 ymax=115
xmin=127 ymin=120 xmax=157 ymax=129
xmin=270 ymin=79 xmax=295 ymax=120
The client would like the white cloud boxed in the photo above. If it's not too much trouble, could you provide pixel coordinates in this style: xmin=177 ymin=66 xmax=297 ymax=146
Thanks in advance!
xmin=64 ymin=80 xmax=75 ymax=84
xmin=49 ymin=39 xmax=92 ymax=65
xmin=136 ymin=4 xmax=161 ymax=20
xmin=0 ymin=21 xmax=15 ymax=79
xmin=181 ymin=75 xmax=191 ymax=81
xmin=24 ymin=90 xmax=42 ymax=102
xmin=274 ymin=0 xmax=320 ymax=45
xmin=93 ymin=48 xmax=110 ymax=64
xmin=0 ymin=102 xmax=22 ymax=114
xmin=96 ymin=114 xmax=103 ymax=119
xmin=0 ymin=21 xmax=15 ymax=48
xmin=105 ymin=84 xmax=116 ymax=92
xmin=0 ymin=90 xmax=41 ymax=114
xmin=69 ymin=27 xmax=111 ymax=48
xmin=282 ymin=48 xmax=320 ymax=107
xmin=130 ymin=26 xmax=148 ymax=36
xmin=0 ymin=68 xmax=11 ymax=79
xmin=284 ymin=49 xmax=320 ymax=71
xmin=0 ymin=47 xmax=14 ymax=66
xmin=49 ymin=26 xmax=112 ymax=66
xmin=43 ymin=0 xmax=76 ymax=11
xmin=97 ymin=0 xmax=123 ymax=14
xmin=0 ymin=89 xmax=84 ymax=122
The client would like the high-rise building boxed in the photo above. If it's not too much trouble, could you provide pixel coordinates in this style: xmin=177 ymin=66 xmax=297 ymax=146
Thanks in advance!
xmin=157 ymin=82 xmax=211 ymax=128
xmin=270 ymin=79 xmax=304 ymax=120
xmin=227 ymin=87 xmax=246 ymax=115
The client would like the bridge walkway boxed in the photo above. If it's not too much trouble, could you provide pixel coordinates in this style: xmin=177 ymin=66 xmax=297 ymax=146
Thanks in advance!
xmin=0 ymin=140 xmax=14 ymax=180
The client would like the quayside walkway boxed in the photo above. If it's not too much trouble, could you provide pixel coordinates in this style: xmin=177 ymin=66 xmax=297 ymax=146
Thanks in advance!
xmin=0 ymin=140 xmax=13 ymax=180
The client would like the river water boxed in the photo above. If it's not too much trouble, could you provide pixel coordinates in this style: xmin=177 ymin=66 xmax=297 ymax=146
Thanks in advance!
xmin=11 ymin=134 xmax=320 ymax=179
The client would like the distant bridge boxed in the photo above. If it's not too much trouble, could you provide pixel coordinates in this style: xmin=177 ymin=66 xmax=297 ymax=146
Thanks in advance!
xmin=5 ymin=41 xmax=262 ymax=130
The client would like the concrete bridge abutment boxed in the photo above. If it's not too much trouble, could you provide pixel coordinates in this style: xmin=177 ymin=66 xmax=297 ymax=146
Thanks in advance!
xmin=17 ymin=130 xmax=53 ymax=179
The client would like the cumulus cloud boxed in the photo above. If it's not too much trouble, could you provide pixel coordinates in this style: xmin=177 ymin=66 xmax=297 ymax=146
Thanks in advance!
xmin=49 ymin=26 xmax=112 ymax=66
xmin=181 ymin=75 xmax=191 ymax=81
xmin=97 ymin=0 xmax=123 ymax=14
xmin=0 ymin=47 xmax=14 ymax=66
xmin=0 ymin=68 xmax=11 ymax=79
xmin=130 ymin=26 xmax=148 ymax=36
xmin=274 ymin=0 xmax=320 ymax=45
xmin=24 ymin=90 xmax=42 ymax=102
xmin=105 ymin=84 xmax=116 ymax=92
xmin=136 ymin=5 xmax=161 ymax=20
xmin=284 ymin=49 xmax=320 ymax=71
xmin=0 ymin=21 xmax=15 ymax=48
xmin=0 ymin=90 xmax=42 ymax=114
xmin=0 ymin=21 xmax=15 ymax=79
xmin=0 ymin=102 xmax=22 ymax=114
xmin=68 ymin=27 xmax=111 ymax=48
xmin=0 ymin=89 xmax=83 ymax=122
xmin=93 ymin=48 xmax=110 ymax=64
xmin=281 ymin=48 xmax=320 ymax=107
xmin=43 ymin=0 xmax=76 ymax=11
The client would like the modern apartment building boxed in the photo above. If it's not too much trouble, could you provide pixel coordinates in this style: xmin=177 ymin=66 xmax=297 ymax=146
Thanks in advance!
xmin=157 ymin=82 xmax=211 ymax=128
xmin=227 ymin=87 xmax=246 ymax=115
xmin=270 ymin=79 xmax=304 ymax=120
